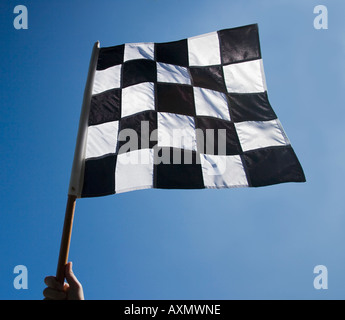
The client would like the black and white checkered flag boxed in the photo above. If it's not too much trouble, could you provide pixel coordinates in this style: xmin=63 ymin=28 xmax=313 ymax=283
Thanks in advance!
xmin=74 ymin=24 xmax=305 ymax=198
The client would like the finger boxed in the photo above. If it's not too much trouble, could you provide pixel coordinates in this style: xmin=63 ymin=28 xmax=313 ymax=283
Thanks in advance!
xmin=65 ymin=262 xmax=82 ymax=289
xmin=44 ymin=276 xmax=64 ymax=291
xmin=43 ymin=287 xmax=67 ymax=300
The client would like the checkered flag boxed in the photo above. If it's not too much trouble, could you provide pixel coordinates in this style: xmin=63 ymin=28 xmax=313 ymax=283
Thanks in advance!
xmin=74 ymin=24 xmax=305 ymax=198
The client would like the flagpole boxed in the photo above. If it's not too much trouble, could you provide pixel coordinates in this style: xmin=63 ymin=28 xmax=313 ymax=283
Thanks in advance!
xmin=56 ymin=41 xmax=100 ymax=284
xmin=56 ymin=195 xmax=77 ymax=283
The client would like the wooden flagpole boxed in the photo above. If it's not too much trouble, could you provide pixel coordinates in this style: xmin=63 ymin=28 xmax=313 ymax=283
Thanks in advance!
xmin=56 ymin=195 xmax=77 ymax=283
xmin=56 ymin=41 xmax=100 ymax=284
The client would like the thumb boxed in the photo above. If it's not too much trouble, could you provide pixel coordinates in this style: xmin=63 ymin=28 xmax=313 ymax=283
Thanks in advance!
xmin=65 ymin=262 xmax=82 ymax=289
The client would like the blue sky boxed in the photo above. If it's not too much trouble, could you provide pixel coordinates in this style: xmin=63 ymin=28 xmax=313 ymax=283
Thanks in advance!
xmin=0 ymin=0 xmax=344 ymax=300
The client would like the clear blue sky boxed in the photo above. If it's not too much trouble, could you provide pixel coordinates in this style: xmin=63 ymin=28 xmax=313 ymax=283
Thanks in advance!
xmin=0 ymin=0 xmax=344 ymax=300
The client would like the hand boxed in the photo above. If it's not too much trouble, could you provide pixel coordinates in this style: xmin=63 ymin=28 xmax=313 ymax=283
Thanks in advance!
xmin=43 ymin=262 xmax=84 ymax=300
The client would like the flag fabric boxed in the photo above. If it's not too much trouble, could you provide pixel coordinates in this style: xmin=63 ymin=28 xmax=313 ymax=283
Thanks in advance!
xmin=81 ymin=24 xmax=305 ymax=198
